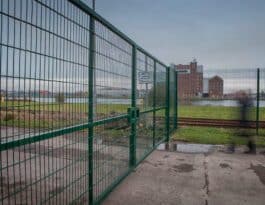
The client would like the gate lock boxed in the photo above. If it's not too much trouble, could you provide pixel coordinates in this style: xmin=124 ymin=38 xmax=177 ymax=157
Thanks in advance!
xmin=127 ymin=107 xmax=140 ymax=123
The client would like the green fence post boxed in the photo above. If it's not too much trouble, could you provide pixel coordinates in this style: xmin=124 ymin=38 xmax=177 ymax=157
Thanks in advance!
xmin=256 ymin=68 xmax=260 ymax=136
xmin=166 ymin=67 xmax=170 ymax=142
xmin=153 ymin=60 xmax=156 ymax=147
xmin=88 ymin=15 xmax=95 ymax=205
xmin=175 ymin=71 xmax=178 ymax=129
xmin=130 ymin=45 xmax=137 ymax=168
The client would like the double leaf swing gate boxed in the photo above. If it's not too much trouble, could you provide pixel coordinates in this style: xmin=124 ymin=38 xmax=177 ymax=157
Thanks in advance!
xmin=0 ymin=0 xmax=177 ymax=204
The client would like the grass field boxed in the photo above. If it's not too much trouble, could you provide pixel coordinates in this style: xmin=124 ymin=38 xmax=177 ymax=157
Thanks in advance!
xmin=172 ymin=126 xmax=265 ymax=146
xmin=1 ymin=101 xmax=265 ymax=148
xmin=1 ymin=101 xmax=264 ymax=119
xmin=0 ymin=101 xmax=162 ymax=128
xmin=0 ymin=101 xmax=159 ymax=114
xmin=0 ymin=101 xmax=127 ymax=113
xmin=178 ymin=105 xmax=265 ymax=120
xmin=1 ymin=101 xmax=264 ymax=134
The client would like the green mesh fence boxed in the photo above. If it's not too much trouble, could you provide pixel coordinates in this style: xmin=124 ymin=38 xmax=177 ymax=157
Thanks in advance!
xmin=154 ymin=63 xmax=167 ymax=144
xmin=92 ymin=16 xmax=132 ymax=202
xmin=0 ymin=0 xmax=91 ymax=204
xmin=0 ymin=0 xmax=177 ymax=204
xmin=169 ymin=66 xmax=177 ymax=133
xmin=259 ymin=68 xmax=265 ymax=133
xmin=176 ymin=67 xmax=264 ymax=134
xmin=135 ymin=50 xmax=154 ymax=162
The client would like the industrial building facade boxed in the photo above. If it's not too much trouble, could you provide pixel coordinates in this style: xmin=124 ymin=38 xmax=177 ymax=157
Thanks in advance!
xmin=208 ymin=76 xmax=224 ymax=98
xmin=174 ymin=60 xmax=224 ymax=99
xmin=175 ymin=60 xmax=203 ymax=98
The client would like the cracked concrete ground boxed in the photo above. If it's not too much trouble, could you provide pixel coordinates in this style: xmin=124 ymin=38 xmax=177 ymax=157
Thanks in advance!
xmin=102 ymin=148 xmax=265 ymax=205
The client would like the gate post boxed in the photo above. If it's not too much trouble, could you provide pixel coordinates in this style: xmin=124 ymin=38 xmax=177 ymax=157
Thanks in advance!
xmin=256 ymin=68 xmax=260 ymax=135
xmin=175 ymin=71 xmax=178 ymax=129
xmin=88 ymin=15 xmax=95 ymax=205
xmin=153 ymin=60 xmax=156 ymax=147
xmin=166 ymin=67 xmax=170 ymax=142
xmin=130 ymin=45 xmax=137 ymax=168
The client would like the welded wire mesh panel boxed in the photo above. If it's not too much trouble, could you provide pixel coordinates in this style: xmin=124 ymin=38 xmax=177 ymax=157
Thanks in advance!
xmin=80 ymin=0 xmax=93 ymax=8
xmin=92 ymin=16 xmax=132 ymax=201
xmin=94 ymin=20 xmax=132 ymax=120
xmin=1 ymin=130 xmax=89 ymax=204
xmin=135 ymin=50 xmax=154 ymax=161
xmin=0 ymin=0 xmax=90 ymax=204
xmin=155 ymin=63 xmax=167 ymax=108
xmin=93 ymin=119 xmax=130 ymax=201
xmin=0 ymin=0 xmax=90 ymax=141
xmin=169 ymin=68 xmax=176 ymax=133
xmin=178 ymin=68 xmax=259 ymax=121
xmin=154 ymin=63 xmax=166 ymax=144
xmin=260 ymin=68 xmax=265 ymax=124
xmin=136 ymin=50 xmax=154 ymax=111
xmin=0 ymin=0 xmax=170 ymax=204
xmin=136 ymin=112 xmax=153 ymax=161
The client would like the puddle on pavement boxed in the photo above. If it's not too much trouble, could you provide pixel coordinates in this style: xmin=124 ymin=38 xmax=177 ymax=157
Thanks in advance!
xmin=172 ymin=163 xmax=194 ymax=173
xmin=220 ymin=163 xmax=232 ymax=169
xmin=157 ymin=143 xmax=216 ymax=154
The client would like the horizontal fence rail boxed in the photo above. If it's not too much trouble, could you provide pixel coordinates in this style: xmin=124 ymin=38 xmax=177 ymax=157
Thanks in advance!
xmin=1 ymin=1 xmax=263 ymax=204
xmin=0 ymin=0 xmax=177 ymax=204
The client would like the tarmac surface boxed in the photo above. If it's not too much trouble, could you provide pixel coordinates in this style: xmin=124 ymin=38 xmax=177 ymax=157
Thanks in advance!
xmin=102 ymin=144 xmax=265 ymax=205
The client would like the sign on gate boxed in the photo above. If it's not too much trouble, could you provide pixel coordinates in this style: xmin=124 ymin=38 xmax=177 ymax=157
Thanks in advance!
xmin=0 ymin=0 xmax=176 ymax=204
xmin=138 ymin=71 xmax=153 ymax=84
xmin=176 ymin=69 xmax=190 ymax=74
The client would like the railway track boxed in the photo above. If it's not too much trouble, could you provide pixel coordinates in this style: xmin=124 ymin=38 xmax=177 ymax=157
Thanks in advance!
xmin=179 ymin=117 xmax=265 ymax=128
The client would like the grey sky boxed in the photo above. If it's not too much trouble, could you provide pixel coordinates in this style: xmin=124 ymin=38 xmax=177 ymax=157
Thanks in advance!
xmin=83 ymin=0 xmax=265 ymax=69
xmin=1 ymin=0 xmax=264 ymax=93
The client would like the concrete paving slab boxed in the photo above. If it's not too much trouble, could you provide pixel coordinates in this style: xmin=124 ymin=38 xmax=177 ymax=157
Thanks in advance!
xmin=102 ymin=148 xmax=265 ymax=205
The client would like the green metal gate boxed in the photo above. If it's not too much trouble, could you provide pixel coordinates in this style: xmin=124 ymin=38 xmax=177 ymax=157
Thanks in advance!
xmin=0 ymin=0 xmax=177 ymax=204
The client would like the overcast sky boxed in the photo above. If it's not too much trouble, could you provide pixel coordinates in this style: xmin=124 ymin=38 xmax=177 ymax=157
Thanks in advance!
xmin=82 ymin=0 xmax=265 ymax=69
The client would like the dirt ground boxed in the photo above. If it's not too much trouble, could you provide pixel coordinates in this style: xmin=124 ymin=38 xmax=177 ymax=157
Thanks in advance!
xmin=102 ymin=146 xmax=265 ymax=205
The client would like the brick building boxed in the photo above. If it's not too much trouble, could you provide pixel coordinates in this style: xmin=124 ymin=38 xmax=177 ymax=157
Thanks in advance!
xmin=208 ymin=76 xmax=223 ymax=98
xmin=175 ymin=60 xmax=203 ymax=98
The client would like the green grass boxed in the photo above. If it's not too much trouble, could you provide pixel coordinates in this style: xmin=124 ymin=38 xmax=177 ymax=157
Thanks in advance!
xmin=4 ymin=102 xmax=264 ymax=120
xmin=1 ymin=101 xmax=264 ymax=133
xmin=0 ymin=101 xmax=128 ymax=113
xmin=1 ymin=118 xmax=79 ymax=129
xmin=0 ymin=101 xmax=157 ymax=114
xmin=0 ymin=101 xmax=165 ymax=129
xmin=178 ymin=105 xmax=265 ymax=120
xmin=172 ymin=126 xmax=265 ymax=146
xmin=2 ymin=101 xmax=265 ymax=147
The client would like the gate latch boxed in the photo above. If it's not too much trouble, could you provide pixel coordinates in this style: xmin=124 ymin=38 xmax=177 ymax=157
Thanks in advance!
xmin=127 ymin=107 xmax=140 ymax=123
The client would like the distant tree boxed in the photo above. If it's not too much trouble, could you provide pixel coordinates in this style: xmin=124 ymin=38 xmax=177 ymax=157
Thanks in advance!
xmin=261 ymin=90 xmax=265 ymax=98
xmin=147 ymin=82 xmax=166 ymax=106
xmin=55 ymin=93 xmax=65 ymax=104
